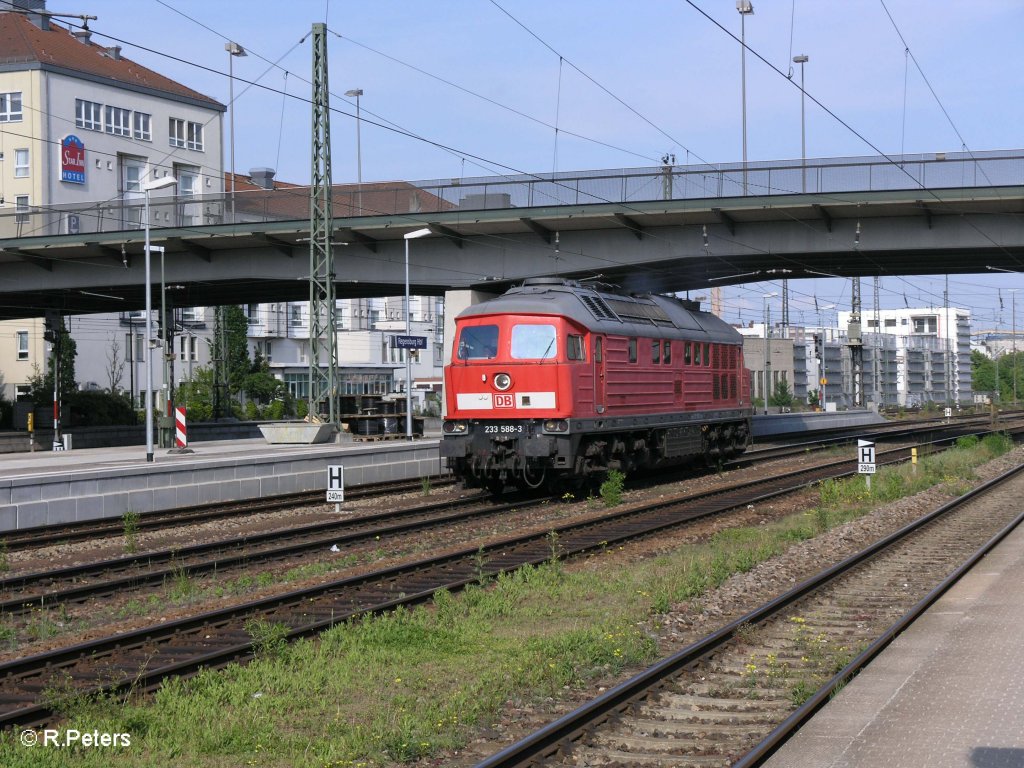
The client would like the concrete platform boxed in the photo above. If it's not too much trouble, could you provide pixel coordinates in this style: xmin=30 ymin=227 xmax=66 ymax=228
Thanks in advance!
xmin=0 ymin=437 xmax=443 ymax=532
xmin=751 ymin=409 xmax=887 ymax=438
xmin=765 ymin=520 xmax=1024 ymax=767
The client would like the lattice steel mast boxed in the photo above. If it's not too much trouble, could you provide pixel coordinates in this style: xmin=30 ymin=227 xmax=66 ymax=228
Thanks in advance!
xmin=308 ymin=22 xmax=337 ymax=422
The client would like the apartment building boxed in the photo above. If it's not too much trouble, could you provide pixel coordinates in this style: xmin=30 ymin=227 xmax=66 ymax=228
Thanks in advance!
xmin=0 ymin=1 xmax=224 ymax=401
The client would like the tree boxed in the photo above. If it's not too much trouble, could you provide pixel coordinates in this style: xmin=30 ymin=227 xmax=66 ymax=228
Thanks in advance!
xmin=29 ymin=318 xmax=77 ymax=406
xmin=209 ymin=305 xmax=251 ymax=417
xmin=768 ymin=379 xmax=795 ymax=409
xmin=971 ymin=350 xmax=994 ymax=394
xmin=105 ymin=335 xmax=127 ymax=393
xmin=244 ymin=349 xmax=284 ymax=404
xmin=175 ymin=366 xmax=216 ymax=421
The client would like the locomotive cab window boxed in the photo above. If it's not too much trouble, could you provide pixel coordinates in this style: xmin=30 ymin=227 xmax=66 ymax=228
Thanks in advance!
xmin=567 ymin=334 xmax=586 ymax=361
xmin=663 ymin=341 xmax=672 ymax=364
xmin=511 ymin=324 xmax=557 ymax=359
xmin=704 ymin=343 xmax=711 ymax=366
xmin=684 ymin=342 xmax=692 ymax=365
xmin=628 ymin=338 xmax=637 ymax=363
xmin=594 ymin=337 xmax=603 ymax=363
xmin=651 ymin=340 xmax=660 ymax=364
xmin=457 ymin=324 xmax=499 ymax=360
xmin=694 ymin=343 xmax=701 ymax=366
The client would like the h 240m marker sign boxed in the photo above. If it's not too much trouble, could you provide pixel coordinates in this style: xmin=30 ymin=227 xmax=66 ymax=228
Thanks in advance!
xmin=327 ymin=465 xmax=344 ymax=502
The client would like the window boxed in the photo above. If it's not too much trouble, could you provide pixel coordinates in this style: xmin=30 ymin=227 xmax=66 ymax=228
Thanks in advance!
xmin=511 ymin=324 xmax=557 ymax=360
xmin=17 ymin=331 xmax=28 ymax=360
xmin=133 ymin=111 xmax=152 ymax=141
xmin=704 ymin=343 xmax=711 ymax=366
xmin=912 ymin=316 xmax=937 ymax=334
xmin=567 ymin=334 xmax=586 ymax=361
xmin=0 ymin=92 xmax=23 ymax=122
xmin=885 ymin=318 xmax=897 ymax=328
xmin=594 ymin=337 xmax=603 ymax=363
xmin=628 ymin=338 xmax=637 ymax=363
xmin=651 ymin=340 xmax=660 ymax=364
xmin=663 ymin=341 xmax=672 ymax=364
xmin=457 ymin=324 xmax=499 ymax=360
xmin=289 ymin=304 xmax=303 ymax=326
xmin=14 ymin=148 xmax=28 ymax=178
xmin=121 ymin=160 xmax=143 ymax=194
xmin=75 ymin=99 xmax=102 ymax=130
xmin=15 ymin=195 xmax=29 ymax=224
xmin=105 ymin=106 xmax=131 ymax=136
xmin=169 ymin=118 xmax=186 ymax=147
xmin=694 ymin=343 xmax=702 ymax=366
xmin=178 ymin=335 xmax=197 ymax=362
xmin=684 ymin=342 xmax=692 ymax=365
xmin=176 ymin=165 xmax=199 ymax=196
xmin=187 ymin=121 xmax=204 ymax=151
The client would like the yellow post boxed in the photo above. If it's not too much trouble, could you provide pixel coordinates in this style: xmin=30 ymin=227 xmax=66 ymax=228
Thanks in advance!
xmin=911 ymin=446 xmax=918 ymax=474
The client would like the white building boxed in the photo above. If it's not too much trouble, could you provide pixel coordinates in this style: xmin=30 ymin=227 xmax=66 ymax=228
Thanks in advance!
xmin=245 ymin=297 xmax=446 ymax=415
xmin=0 ymin=2 xmax=224 ymax=402
xmin=840 ymin=306 xmax=972 ymax=407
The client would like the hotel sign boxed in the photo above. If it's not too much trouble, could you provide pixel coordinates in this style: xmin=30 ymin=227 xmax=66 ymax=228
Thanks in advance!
xmin=60 ymin=135 xmax=86 ymax=184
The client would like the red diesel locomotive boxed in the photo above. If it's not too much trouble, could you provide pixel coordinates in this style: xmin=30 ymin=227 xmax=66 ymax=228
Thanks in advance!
xmin=441 ymin=278 xmax=752 ymax=493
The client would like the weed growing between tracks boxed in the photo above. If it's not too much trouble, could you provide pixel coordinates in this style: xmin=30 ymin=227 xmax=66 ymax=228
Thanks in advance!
xmin=0 ymin=436 xmax=1013 ymax=767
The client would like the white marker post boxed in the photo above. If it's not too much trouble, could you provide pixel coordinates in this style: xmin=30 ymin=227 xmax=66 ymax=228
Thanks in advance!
xmin=857 ymin=439 xmax=876 ymax=492
xmin=327 ymin=464 xmax=345 ymax=513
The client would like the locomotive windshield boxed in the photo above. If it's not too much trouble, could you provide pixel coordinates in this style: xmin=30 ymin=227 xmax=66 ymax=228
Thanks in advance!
xmin=511 ymin=324 xmax=557 ymax=359
xmin=457 ymin=324 xmax=498 ymax=360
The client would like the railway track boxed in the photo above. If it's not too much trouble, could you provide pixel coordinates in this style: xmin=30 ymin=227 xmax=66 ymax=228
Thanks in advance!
xmin=741 ymin=414 xmax=1020 ymax=463
xmin=0 ymin=430 xmax=1009 ymax=729
xmin=474 ymin=462 xmax=1024 ymax=767
xmin=0 ymin=476 xmax=455 ymax=552
xmin=0 ymin=492 xmax=502 ymax=615
xmin=3 ymin=425 xmax=1008 ymax=621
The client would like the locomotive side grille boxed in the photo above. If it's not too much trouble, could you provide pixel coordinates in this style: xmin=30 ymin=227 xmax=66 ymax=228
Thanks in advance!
xmin=602 ymin=298 xmax=676 ymax=327
xmin=579 ymin=294 xmax=621 ymax=322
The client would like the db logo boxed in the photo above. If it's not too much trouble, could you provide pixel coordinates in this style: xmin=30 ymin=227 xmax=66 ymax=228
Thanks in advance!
xmin=493 ymin=393 xmax=515 ymax=408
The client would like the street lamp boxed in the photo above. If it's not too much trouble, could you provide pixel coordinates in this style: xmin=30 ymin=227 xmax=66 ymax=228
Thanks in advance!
xmin=344 ymin=89 xmax=364 ymax=214
xmin=793 ymin=54 xmax=809 ymax=192
xmin=143 ymin=175 xmax=179 ymax=462
xmin=403 ymin=228 xmax=431 ymax=439
xmin=225 ymin=41 xmax=246 ymax=222
xmin=737 ymin=0 xmax=754 ymax=195
xmin=762 ymin=291 xmax=777 ymax=415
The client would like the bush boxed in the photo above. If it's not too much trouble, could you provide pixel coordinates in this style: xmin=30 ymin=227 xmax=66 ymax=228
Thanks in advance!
xmin=263 ymin=399 xmax=286 ymax=420
xmin=64 ymin=391 xmax=136 ymax=426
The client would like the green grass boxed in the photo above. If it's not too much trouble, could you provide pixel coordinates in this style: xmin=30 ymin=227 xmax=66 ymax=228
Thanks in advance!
xmin=0 ymin=437 xmax=1012 ymax=767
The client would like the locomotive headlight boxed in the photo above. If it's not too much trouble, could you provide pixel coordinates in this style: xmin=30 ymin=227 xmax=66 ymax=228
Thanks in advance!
xmin=493 ymin=373 xmax=512 ymax=391
xmin=543 ymin=419 xmax=569 ymax=433
xmin=443 ymin=420 xmax=468 ymax=434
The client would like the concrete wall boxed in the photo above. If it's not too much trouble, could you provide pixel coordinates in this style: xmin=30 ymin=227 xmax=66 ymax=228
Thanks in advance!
xmin=0 ymin=439 xmax=443 ymax=531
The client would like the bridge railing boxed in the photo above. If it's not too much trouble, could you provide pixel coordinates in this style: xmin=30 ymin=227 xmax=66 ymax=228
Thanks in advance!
xmin=1 ymin=149 xmax=1021 ymax=240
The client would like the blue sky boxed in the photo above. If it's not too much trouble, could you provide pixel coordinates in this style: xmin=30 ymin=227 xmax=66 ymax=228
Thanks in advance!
xmin=64 ymin=0 xmax=1024 ymax=334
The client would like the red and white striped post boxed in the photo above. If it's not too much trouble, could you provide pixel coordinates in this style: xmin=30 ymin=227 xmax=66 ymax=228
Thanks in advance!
xmin=174 ymin=406 xmax=187 ymax=449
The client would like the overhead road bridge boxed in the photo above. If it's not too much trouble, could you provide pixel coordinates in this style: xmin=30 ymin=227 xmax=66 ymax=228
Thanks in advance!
xmin=0 ymin=149 xmax=1022 ymax=320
